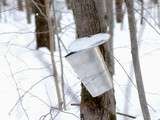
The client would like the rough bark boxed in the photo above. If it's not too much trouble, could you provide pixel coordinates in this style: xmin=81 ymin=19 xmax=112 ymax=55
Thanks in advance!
xmin=71 ymin=0 xmax=116 ymax=120
xmin=34 ymin=0 xmax=50 ymax=49
xmin=125 ymin=0 xmax=151 ymax=119
xmin=93 ymin=0 xmax=106 ymax=32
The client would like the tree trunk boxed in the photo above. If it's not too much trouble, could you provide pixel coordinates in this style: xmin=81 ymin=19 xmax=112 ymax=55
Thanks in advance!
xmin=157 ymin=0 xmax=160 ymax=27
xmin=115 ymin=0 xmax=124 ymax=23
xmin=125 ymin=0 xmax=151 ymax=119
xmin=45 ymin=0 xmax=63 ymax=110
xmin=2 ymin=0 xmax=7 ymax=6
xmin=17 ymin=0 xmax=23 ymax=11
xmin=93 ymin=0 xmax=106 ymax=32
xmin=66 ymin=0 xmax=72 ymax=9
xmin=34 ymin=0 xmax=50 ymax=49
xmin=71 ymin=0 xmax=116 ymax=120
xmin=140 ymin=0 xmax=144 ymax=24
xmin=25 ymin=0 xmax=32 ymax=24
xmin=105 ymin=0 xmax=114 ymax=75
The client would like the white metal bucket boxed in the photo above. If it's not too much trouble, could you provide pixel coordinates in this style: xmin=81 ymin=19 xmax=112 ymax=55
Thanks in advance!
xmin=65 ymin=33 xmax=113 ymax=97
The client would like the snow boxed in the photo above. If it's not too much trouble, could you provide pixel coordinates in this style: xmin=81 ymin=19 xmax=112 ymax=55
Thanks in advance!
xmin=114 ymin=15 xmax=160 ymax=119
xmin=0 ymin=0 xmax=160 ymax=120
xmin=68 ymin=33 xmax=110 ymax=52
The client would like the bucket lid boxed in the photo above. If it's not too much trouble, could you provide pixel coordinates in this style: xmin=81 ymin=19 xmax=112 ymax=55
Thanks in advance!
xmin=68 ymin=33 xmax=110 ymax=53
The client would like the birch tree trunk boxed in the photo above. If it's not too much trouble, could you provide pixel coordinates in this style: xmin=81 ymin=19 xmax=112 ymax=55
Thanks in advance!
xmin=71 ymin=0 xmax=116 ymax=119
xmin=125 ymin=0 xmax=151 ymax=119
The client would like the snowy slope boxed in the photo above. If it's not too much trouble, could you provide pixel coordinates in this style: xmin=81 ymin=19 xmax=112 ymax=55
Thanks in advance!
xmin=0 ymin=0 xmax=160 ymax=120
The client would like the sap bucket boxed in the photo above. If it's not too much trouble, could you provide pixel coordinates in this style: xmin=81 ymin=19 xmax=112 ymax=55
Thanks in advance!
xmin=65 ymin=33 xmax=113 ymax=97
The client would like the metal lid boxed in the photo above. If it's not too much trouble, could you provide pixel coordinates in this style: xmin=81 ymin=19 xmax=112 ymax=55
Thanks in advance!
xmin=68 ymin=33 xmax=110 ymax=53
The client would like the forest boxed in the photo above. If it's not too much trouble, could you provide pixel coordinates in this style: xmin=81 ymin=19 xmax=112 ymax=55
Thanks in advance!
xmin=0 ymin=0 xmax=160 ymax=120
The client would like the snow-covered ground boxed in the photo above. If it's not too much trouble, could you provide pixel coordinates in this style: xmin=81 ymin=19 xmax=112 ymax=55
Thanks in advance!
xmin=0 ymin=0 xmax=160 ymax=120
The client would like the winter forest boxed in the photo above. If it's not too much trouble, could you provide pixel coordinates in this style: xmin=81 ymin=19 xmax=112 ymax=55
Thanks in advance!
xmin=0 ymin=0 xmax=160 ymax=120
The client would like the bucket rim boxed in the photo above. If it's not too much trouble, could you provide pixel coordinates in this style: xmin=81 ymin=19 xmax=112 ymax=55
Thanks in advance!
xmin=68 ymin=33 xmax=110 ymax=53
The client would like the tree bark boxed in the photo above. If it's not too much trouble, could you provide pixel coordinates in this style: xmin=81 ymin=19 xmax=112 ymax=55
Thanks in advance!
xmin=125 ymin=0 xmax=151 ymax=119
xmin=105 ymin=0 xmax=114 ymax=75
xmin=71 ymin=0 xmax=116 ymax=120
xmin=45 ymin=0 xmax=63 ymax=110
xmin=2 ymin=0 xmax=7 ymax=6
xmin=93 ymin=0 xmax=106 ymax=32
xmin=115 ymin=0 xmax=124 ymax=23
xmin=66 ymin=0 xmax=72 ymax=9
xmin=17 ymin=0 xmax=23 ymax=11
xmin=25 ymin=0 xmax=32 ymax=24
xmin=140 ymin=0 xmax=144 ymax=24
xmin=157 ymin=0 xmax=160 ymax=27
xmin=34 ymin=0 xmax=50 ymax=49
